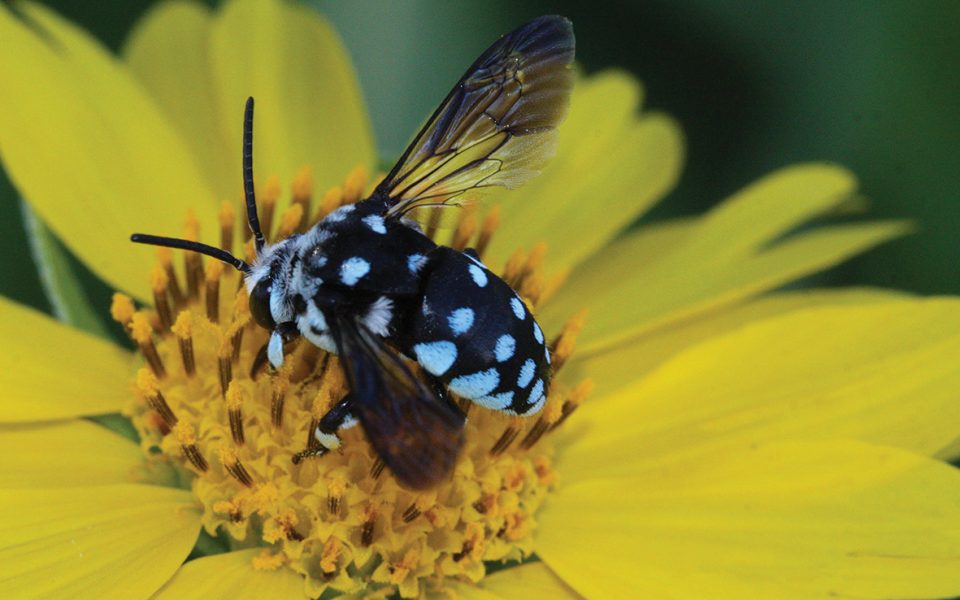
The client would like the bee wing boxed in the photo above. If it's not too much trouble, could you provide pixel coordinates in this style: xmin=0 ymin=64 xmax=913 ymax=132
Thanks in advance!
xmin=377 ymin=16 xmax=575 ymax=219
xmin=332 ymin=315 xmax=465 ymax=490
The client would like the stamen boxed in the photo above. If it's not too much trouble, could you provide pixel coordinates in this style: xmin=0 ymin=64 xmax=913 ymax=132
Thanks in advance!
xmin=182 ymin=211 xmax=203 ymax=301
xmin=218 ymin=330 xmax=233 ymax=398
xmin=219 ymin=200 xmax=236 ymax=252
xmin=275 ymin=203 xmax=304 ymax=240
xmin=490 ymin=418 xmax=522 ymax=455
xmin=515 ymin=241 xmax=547 ymax=291
xmin=130 ymin=312 xmax=166 ymax=378
xmin=260 ymin=175 xmax=281 ymax=242
xmin=519 ymin=400 xmax=562 ymax=450
xmin=136 ymin=368 xmax=177 ymax=429
xmin=291 ymin=166 xmax=313 ymax=232
xmin=109 ymin=293 xmax=135 ymax=328
xmin=501 ymin=247 xmax=526 ymax=288
xmin=327 ymin=475 xmax=346 ymax=514
xmin=521 ymin=272 xmax=545 ymax=308
xmin=314 ymin=185 xmax=342 ymax=222
xmin=205 ymin=261 xmax=223 ymax=323
xmin=219 ymin=446 xmax=254 ymax=487
xmin=170 ymin=311 xmax=196 ymax=376
xmin=230 ymin=290 xmax=250 ymax=363
xmin=225 ymin=382 xmax=246 ymax=445
xmin=402 ymin=492 xmax=436 ymax=523
xmin=342 ymin=165 xmax=367 ymax=205
xmin=450 ymin=207 xmax=477 ymax=251
xmin=319 ymin=536 xmax=342 ymax=575
xmin=150 ymin=264 xmax=173 ymax=331
xmin=387 ymin=547 xmax=420 ymax=585
xmin=252 ymin=551 xmax=285 ymax=571
xmin=424 ymin=209 xmax=443 ymax=241
xmin=156 ymin=247 xmax=185 ymax=307
xmin=361 ymin=504 xmax=377 ymax=546
xmin=475 ymin=206 xmax=500 ymax=259
xmin=551 ymin=379 xmax=593 ymax=430
xmin=174 ymin=421 xmax=208 ymax=472
xmin=270 ymin=363 xmax=292 ymax=429
xmin=549 ymin=309 xmax=588 ymax=373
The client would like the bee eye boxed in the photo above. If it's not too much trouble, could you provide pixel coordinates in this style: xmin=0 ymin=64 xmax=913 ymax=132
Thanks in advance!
xmin=249 ymin=277 xmax=276 ymax=330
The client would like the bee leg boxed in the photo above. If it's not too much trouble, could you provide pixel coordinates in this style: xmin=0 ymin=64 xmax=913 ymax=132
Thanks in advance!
xmin=292 ymin=395 xmax=358 ymax=465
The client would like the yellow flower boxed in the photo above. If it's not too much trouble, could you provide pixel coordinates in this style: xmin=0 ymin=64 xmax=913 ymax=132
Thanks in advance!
xmin=2 ymin=0 xmax=960 ymax=598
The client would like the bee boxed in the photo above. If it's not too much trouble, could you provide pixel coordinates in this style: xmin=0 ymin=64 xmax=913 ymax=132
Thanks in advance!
xmin=132 ymin=16 xmax=575 ymax=489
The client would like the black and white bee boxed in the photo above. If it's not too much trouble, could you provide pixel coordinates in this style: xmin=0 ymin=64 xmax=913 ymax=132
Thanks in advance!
xmin=131 ymin=16 xmax=574 ymax=489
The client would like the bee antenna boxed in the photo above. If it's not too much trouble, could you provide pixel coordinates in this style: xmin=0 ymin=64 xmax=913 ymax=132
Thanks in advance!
xmin=130 ymin=234 xmax=252 ymax=275
xmin=243 ymin=97 xmax=266 ymax=255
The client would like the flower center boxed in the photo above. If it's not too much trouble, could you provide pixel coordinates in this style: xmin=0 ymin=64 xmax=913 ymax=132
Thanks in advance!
xmin=113 ymin=166 xmax=590 ymax=597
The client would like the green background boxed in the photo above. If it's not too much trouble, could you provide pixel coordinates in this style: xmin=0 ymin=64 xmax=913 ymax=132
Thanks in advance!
xmin=2 ymin=0 xmax=958 ymax=315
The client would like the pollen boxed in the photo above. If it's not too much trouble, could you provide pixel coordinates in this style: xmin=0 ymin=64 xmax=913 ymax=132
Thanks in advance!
xmin=118 ymin=166 xmax=591 ymax=598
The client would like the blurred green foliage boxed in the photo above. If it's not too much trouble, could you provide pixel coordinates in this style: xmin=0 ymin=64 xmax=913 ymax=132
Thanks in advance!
xmin=2 ymin=0 xmax=957 ymax=315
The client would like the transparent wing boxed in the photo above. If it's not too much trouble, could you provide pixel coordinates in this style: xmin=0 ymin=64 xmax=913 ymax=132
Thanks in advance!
xmin=333 ymin=316 xmax=465 ymax=490
xmin=377 ymin=15 xmax=575 ymax=218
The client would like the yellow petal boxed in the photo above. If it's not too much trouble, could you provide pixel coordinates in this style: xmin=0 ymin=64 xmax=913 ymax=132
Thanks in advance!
xmin=0 ymin=421 xmax=143 ymax=487
xmin=209 ymin=0 xmax=375 ymax=198
xmin=444 ymin=562 xmax=581 ymax=599
xmin=154 ymin=548 xmax=306 ymax=599
xmin=538 ymin=440 xmax=960 ymax=599
xmin=0 ymin=3 xmax=219 ymax=299
xmin=561 ymin=287 xmax=909 ymax=400
xmin=124 ymin=1 xmax=236 ymax=199
xmin=0 ymin=483 xmax=200 ymax=598
xmin=543 ymin=163 xmax=908 ymax=353
xmin=565 ymin=298 xmax=960 ymax=472
xmin=487 ymin=72 xmax=684 ymax=275
xmin=0 ymin=297 xmax=132 ymax=422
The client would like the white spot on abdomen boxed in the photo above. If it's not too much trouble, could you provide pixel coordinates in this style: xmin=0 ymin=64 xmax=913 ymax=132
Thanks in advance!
xmin=449 ymin=368 xmax=500 ymax=399
xmin=533 ymin=322 xmax=544 ymax=344
xmin=517 ymin=358 xmax=536 ymax=388
xmin=510 ymin=297 xmax=525 ymax=320
xmin=474 ymin=391 xmax=514 ymax=411
xmin=448 ymin=307 xmax=475 ymax=336
xmin=408 ymin=254 xmax=427 ymax=273
xmin=494 ymin=334 xmax=516 ymax=362
xmin=362 ymin=215 xmax=387 ymax=234
xmin=340 ymin=257 xmax=370 ymax=286
xmin=413 ymin=341 xmax=458 ymax=376
xmin=469 ymin=264 xmax=488 ymax=287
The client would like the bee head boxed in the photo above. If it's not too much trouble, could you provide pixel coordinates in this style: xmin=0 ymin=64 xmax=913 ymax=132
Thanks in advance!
xmin=245 ymin=239 xmax=298 ymax=331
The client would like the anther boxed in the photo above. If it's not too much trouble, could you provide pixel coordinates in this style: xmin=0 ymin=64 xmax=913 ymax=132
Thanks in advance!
xmin=550 ymin=309 xmax=588 ymax=374
xmin=155 ymin=247 xmax=185 ymax=307
xmin=136 ymin=367 xmax=177 ymax=429
xmin=475 ymin=206 xmax=500 ymax=259
xmin=401 ymin=504 xmax=421 ymax=523
xmin=170 ymin=311 xmax=196 ymax=376
xmin=501 ymin=247 xmax=527 ymax=288
xmin=342 ymin=165 xmax=367 ymax=205
xmin=490 ymin=418 xmax=522 ymax=456
xmin=327 ymin=476 xmax=346 ymax=514
xmin=450 ymin=207 xmax=477 ymax=251
xmin=315 ymin=185 xmax=342 ymax=222
xmin=424 ymin=209 xmax=443 ymax=241
xmin=110 ymin=293 xmax=135 ymax=328
xmin=182 ymin=211 xmax=203 ymax=301
xmin=275 ymin=203 xmax=303 ymax=240
xmin=219 ymin=200 xmax=235 ymax=253
xmin=130 ymin=312 xmax=166 ymax=378
xmin=174 ymin=421 xmax=208 ymax=472
xmin=319 ymin=536 xmax=342 ymax=575
xmin=515 ymin=241 xmax=547 ymax=291
xmin=360 ymin=504 xmax=377 ymax=546
xmin=230 ymin=290 xmax=251 ymax=363
xmin=270 ymin=363 xmax=292 ymax=429
xmin=219 ymin=446 xmax=254 ymax=487
xmin=205 ymin=260 xmax=223 ymax=323
xmin=291 ymin=166 xmax=313 ymax=232
xmin=387 ymin=548 xmax=420 ymax=585
xmin=370 ymin=458 xmax=386 ymax=480
xmin=218 ymin=331 xmax=233 ymax=398
xmin=260 ymin=175 xmax=281 ymax=242
xmin=551 ymin=379 xmax=593 ymax=430
xmin=150 ymin=264 xmax=173 ymax=331
xmin=520 ymin=400 xmax=562 ymax=450
xmin=225 ymin=382 xmax=246 ymax=445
